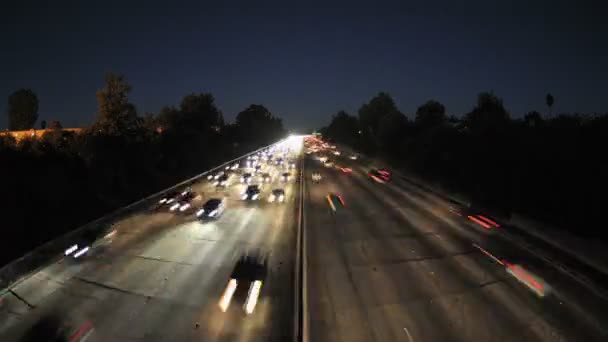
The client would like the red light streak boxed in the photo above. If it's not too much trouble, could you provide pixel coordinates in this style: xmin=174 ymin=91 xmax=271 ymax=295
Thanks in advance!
xmin=476 ymin=215 xmax=500 ymax=227
xmin=70 ymin=320 xmax=93 ymax=342
xmin=467 ymin=215 xmax=492 ymax=229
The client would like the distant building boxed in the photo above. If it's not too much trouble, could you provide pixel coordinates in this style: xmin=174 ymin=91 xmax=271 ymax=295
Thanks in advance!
xmin=1 ymin=128 xmax=83 ymax=142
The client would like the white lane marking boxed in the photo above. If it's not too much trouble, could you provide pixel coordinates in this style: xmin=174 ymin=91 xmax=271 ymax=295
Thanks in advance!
xmin=403 ymin=327 xmax=414 ymax=342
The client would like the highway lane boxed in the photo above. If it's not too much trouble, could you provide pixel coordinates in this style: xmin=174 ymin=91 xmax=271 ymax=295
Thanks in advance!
xmin=0 ymin=149 xmax=300 ymax=341
xmin=304 ymin=150 xmax=608 ymax=342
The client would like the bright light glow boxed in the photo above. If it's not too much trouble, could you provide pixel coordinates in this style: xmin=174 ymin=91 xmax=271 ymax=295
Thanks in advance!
xmin=179 ymin=203 xmax=191 ymax=212
xmin=104 ymin=230 xmax=116 ymax=239
xmin=159 ymin=198 xmax=167 ymax=204
xmin=268 ymin=194 xmax=275 ymax=202
xmin=279 ymin=195 xmax=284 ymax=202
xmin=242 ymin=194 xmax=248 ymax=200
xmin=170 ymin=203 xmax=180 ymax=211
xmin=208 ymin=209 xmax=218 ymax=217
xmin=244 ymin=280 xmax=263 ymax=314
xmin=196 ymin=209 xmax=205 ymax=217
xmin=370 ymin=174 xmax=385 ymax=183
xmin=65 ymin=244 xmax=78 ymax=255
xmin=219 ymin=279 xmax=238 ymax=312
xmin=252 ymin=194 xmax=259 ymax=200
xmin=327 ymin=195 xmax=336 ymax=212
xmin=74 ymin=246 xmax=90 ymax=258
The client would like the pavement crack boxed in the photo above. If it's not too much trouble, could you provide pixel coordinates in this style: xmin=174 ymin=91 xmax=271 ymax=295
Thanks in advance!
xmin=130 ymin=255 xmax=195 ymax=266
xmin=7 ymin=289 xmax=35 ymax=309
xmin=73 ymin=276 xmax=148 ymax=299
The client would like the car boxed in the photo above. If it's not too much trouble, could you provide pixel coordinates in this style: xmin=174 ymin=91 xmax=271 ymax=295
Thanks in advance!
xmin=318 ymin=156 xmax=328 ymax=163
xmin=340 ymin=167 xmax=352 ymax=173
xmin=214 ymin=174 xmax=230 ymax=188
xmin=196 ymin=198 xmax=225 ymax=219
xmin=218 ymin=254 xmax=268 ymax=315
xmin=207 ymin=171 xmax=225 ymax=181
xmin=240 ymin=173 xmax=253 ymax=183
xmin=324 ymin=159 xmax=333 ymax=167
xmin=158 ymin=191 xmax=181 ymax=205
xmin=349 ymin=154 xmax=358 ymax=160
xmin=368 ymin=169 xmax=391 ymax=183
xmin=241 ymin=184 xmax=261 ymax=200
xmin=260 ymin=172 xmax=272 ymax=183
xmin=333 ymin=150 xmax=341 ymax=156
xmin=326 ymin=193 xmax=346 ymax=212
xmin=254 ymin=164 xmax=262 ymax=173
xmin=280 ymin=172 xmax=290 ymax=182
xmin=230 ymin=162 xmax=239 ymax=170
xmin=312 ymin=172 xmax=322 ymax=183
xmin=169 ymin=191 xmax=196 ymax=212
xmin=268 ymin=188 xmax=286 ymax=203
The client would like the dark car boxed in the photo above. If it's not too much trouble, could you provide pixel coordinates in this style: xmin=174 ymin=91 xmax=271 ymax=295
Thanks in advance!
xmin=241 ymin=184 xmax=261 ymax=200
xmin=268 ymin=188 xmax=286 ymax=203
xmin=218 ymin=255 xmax=268 ymax=315
xmin=260 ymin=172 xmax=272 ymax=183
xmin=240 ymin=173 xmax=253 ymax=184
xmin=169 ymin=190 xmax=197 ymax=212
xmin=214 ymin=174 xmax=230 ymax=188
xmin=196 ymin=198 xmax=225 ymax=219
xmin=158 ymin=191 xmax=181 ymax=205
xmin=280 ymin=172 xmax=290 ymax=182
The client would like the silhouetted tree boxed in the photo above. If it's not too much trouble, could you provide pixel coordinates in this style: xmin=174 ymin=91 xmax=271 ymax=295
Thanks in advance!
xmin=358 ymin=92 xmax=400 ymax=138
xmin=546 ymin=93 xmax=554 ymax=117
xmin=524 ymin=111 xmax=543 ymax=127
xmin=48 ymin=120 xmax=62 ymax=129
xmin=415 ymin=100 xmax=446 ymax=130
xmin=94 ymin=73 xmax=139 ymax=134
xmin=325 ymin=110 xmax=360 ymax=146
xmin=377 ymin=111 xmax=410 ymax=157
xmin=464 ymin=92 xmax=510 ymax=134
xmin=40 ymin=120 xmax=47 ymax=129
xmin=179 ymin=93 xmax=224 ymax=132
xmin=7 ymin=89 xmax=39 ymax=130
xmin=235 ymin=104 xmax=285 ymax=146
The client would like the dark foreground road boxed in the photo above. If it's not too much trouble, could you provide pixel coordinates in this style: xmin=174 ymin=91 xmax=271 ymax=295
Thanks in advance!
xmin=0 ymin=151 xmax=299 ymax=341
xmin=304 ymin=151 xmax=608 ymax=342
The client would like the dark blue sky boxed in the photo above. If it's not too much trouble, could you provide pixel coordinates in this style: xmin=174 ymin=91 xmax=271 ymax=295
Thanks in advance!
xmin=1 ymin=1 xmax=607 ymax=130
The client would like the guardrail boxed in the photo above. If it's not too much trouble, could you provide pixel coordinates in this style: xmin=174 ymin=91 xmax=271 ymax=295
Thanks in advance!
xmin=0 ymin=141 xmax=278 ymax=294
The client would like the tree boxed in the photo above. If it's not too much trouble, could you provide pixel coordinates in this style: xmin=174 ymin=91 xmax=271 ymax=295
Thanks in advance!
xmin=524 ymin=111 xmax=543 ymax=128
xmin=325 ymin=111 xmax=360 ymax=146
xmin=48 ymin=120 xmax=62 ymax=129
xmin=377 ymin=111 xmax=410 ymax=157
xmin=415 ymin=100 xmax=447 ymax=130
xmin=235 ymin=104 xmax=285 ymax=145
xmin=95 ymin=73 xmax=139 ymax=134
xmin=8 ymin=89 xmax=39 ymax=130
xmin=178 ymin=93 xmax=223 ymax=132
xmin=40 ymin=120 xmax=47 ymax=129
xmin=358 ymin=92 xmax=400 ymax=138
xmin=464 ymin=92 xmax=510 ymax=134
xmin=546 ymin=93 xmax=554 ymax=117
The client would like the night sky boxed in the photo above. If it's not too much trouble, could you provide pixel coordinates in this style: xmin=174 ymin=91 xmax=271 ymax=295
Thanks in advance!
xmin=1 ymin=0 xmax=607 ymax=130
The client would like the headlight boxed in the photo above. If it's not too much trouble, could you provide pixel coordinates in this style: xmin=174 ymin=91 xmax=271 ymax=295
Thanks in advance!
xmin=245 ymin=280 xmax=263 ymax=314
xmin=159 ymin=198 xmax=167 ymax=204
xmin=279 ymin=195 xmax=285 ymax=202
xmin=252 ymin=194 xmax=259 ymax=200
xmin=65 ymin=244 xmax=78 ymax=256
xmin=170 ymin=203 xmax=180 ymax=211
xmin=167 ymin=198 xmax=175 ymax=204
xmin=73 ymin=246 xmax=90 ymax=258
xmin=196 ymin=209 xmax=205 ymax=217
xmin=241 ymin=194 xmax=248 ymax=200
xmin=268 ymin=195 xmax=275 ymax=202
xmin=240 ymin=177 xmax=245 ymax=182
xmin=179 ymin=203 xmax=191 ymax=211
xmin=208 ymin=209 xmax=218 ymax=217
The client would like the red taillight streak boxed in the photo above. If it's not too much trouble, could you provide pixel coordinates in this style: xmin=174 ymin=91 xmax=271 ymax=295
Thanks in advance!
xmin=476 ymin=215 xmax=500 ymax=227
xmin=472 ymin=243 xmax=505 ymax=266
xmin=70 ymin=320 xmax=93 ymax=342
xmin=338 ymin=195 xmax=345 ymax=206
xmin=467 ymin=215 xmax=492 ymax=229
xmin=507 ymin=264 xmax=544 ymax=290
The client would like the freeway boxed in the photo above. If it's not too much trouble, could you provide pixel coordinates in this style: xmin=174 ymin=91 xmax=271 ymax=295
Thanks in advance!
xmin=0 ymin=140 xmax=302 ymax=341
xmin=304 ymin=144 xmax=608 ymax=341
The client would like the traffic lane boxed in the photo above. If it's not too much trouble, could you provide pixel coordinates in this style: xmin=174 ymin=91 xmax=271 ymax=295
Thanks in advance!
xmin=305 ymin=158 xmax=595 ymax=342
xmin=1 ymin=177 xmax=298 ymax=341
xmin=336 ymin=155 xmax=608 ymax=335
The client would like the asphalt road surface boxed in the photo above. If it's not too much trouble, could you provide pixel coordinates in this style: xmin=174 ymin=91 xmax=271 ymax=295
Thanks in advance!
xmin=304 ymin=149 xmax=608 ymax=342
xmin=0 ymin=150 xmax=299 ymax=341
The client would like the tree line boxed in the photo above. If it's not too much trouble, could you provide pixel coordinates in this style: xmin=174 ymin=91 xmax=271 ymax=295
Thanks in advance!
xmin=320 ymin=92 xmax=608 ymax=239
xmin=0 ymin=73 xmax=285 ymax=266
